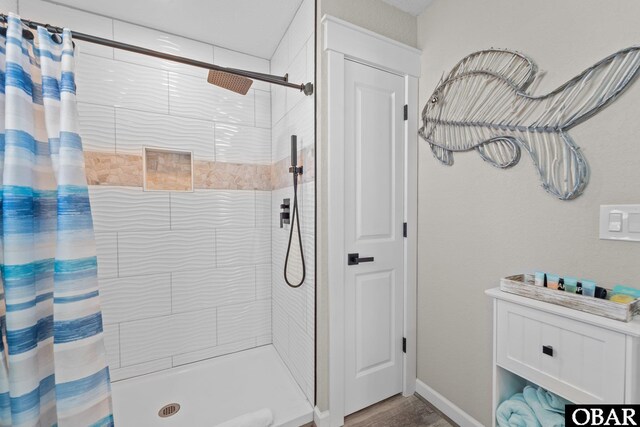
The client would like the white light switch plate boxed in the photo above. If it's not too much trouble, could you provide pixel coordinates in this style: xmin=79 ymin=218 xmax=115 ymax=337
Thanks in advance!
xmin=600 ymin=205 xmax=640 ymax=242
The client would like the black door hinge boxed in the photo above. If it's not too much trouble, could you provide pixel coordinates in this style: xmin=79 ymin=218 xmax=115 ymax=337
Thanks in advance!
xmin=403 ymin=104 xmax=408 ymax=120
xmin=403 ymin=222 xmax=407 ymax=238
xmin=402 ymin=337 xmax=407 ymax=353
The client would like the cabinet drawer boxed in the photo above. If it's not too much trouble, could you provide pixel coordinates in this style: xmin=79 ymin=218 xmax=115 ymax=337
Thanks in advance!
xmin=496 ymin=300 xmax=626 ymax=403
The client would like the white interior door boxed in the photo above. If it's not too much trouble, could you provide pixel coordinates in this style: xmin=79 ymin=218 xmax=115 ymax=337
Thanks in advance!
xmin=343 ymin=59 xmax=405 ymax=415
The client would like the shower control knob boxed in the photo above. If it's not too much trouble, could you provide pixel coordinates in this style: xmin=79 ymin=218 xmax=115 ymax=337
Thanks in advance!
xmin=280 ymin=198 xmax=291 ymax=228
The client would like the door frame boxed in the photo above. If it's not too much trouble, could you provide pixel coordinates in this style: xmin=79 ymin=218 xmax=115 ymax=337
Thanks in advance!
xmin=322 ymin=15 xmax=421 ymax=427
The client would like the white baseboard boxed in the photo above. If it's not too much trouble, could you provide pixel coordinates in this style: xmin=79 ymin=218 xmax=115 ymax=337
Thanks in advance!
xmin=313 ymin=406 xmax=330 ymax=427
xmin=415 ymin=379 xmax=483 ymax=427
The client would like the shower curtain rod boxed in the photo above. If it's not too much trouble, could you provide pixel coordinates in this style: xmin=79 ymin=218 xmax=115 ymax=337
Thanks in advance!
xmin=0 ymin=13 xmax=314 ymax=96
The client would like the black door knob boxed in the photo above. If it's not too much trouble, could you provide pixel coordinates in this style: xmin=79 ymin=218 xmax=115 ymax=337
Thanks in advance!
xmin=347 ymin=253 xmax=375 ymax=265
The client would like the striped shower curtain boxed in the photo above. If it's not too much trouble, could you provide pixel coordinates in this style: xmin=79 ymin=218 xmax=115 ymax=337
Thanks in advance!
xmin=0 ymin=13 xmax=113 ymax=426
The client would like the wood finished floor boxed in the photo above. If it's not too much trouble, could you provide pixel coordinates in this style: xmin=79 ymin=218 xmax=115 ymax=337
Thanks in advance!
xmin=304 ymin=394 xmax=457 ymax=427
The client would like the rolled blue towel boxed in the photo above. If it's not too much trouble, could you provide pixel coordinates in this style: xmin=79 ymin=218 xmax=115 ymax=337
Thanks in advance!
xmin=522 ymin=386 xmax=565 ymax=427
xmin=496 ymin=393 xmax=542 ymax=427
xmin=536 ymin=387 xmax=571 ymax=414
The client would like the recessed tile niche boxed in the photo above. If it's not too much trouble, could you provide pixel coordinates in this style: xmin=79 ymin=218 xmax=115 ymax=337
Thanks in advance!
xmin=143 ymin=147 xmax=194 ymax=192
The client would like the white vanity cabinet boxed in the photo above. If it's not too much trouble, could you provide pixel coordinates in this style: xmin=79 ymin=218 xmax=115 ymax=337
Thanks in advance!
xmin=486 ymin=288 xmax=640 ymax=427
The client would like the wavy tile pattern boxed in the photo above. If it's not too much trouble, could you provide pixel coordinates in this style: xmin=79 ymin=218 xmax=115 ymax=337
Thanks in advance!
xmin=215 ymin=123 xmax=270 ymax=165
xmin=272 ymin=95 xmax=314 ymax=162
xmin=217 ymin=299 xmax=271 ymax=345
xmin=118 ymin=230 xmax=215 ymax=276
xmin=271 ymin=84 xmax=287 ymax=128
xmin=99 ymin=273 xmax=172 ymax=325
xmin=255 ymin=90 xmax=272 ymax=129
xmin=272 ymin=300 xmax=289 ymax=364
xmin=95 ymin=232 xmax=118 ymax=279
xmin=272 ymin=231 xmax=306 ymax=325
xmin=169 ymin=72 xmax=254 ymax=125
xmin=89 ymin=186 xmax=170 ymax=232
xmin=256 ymin=264 xmax=272 ymax=300
xmin=255 ymin=191 xmax=272 ymax=228
xmin=170 ymin=189 xmax=255 ymax=230
xmin=102 ymin=325 xmax=120 ymax=369
xmin=217 ymin=228 xmax=271 ymax=267
xmin=120 ymin=308 xmax=217 ymax=366
xmin=171 ymin=267 xmax=255 ymax=314
xmin=257 ymin=335 xmax=272 ymax=346
xmin=209 ymin=86 xmax=256 ymax=125
xmin=299 ymin=181 xmax=315 ymax=236
xmin=289 ymin=320 xmax=314 ymax=400
xmin=115 ymin=108 xmax=215 ymax=160
xmin=77 ymin=103 xmax=116 ymax=153
xmin=76 ymin=55 xmax=169 ymax=114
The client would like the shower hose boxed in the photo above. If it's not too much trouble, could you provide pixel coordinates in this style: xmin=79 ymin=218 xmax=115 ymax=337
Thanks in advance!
xmin=284 ymin=169 xmax=305 ymax=288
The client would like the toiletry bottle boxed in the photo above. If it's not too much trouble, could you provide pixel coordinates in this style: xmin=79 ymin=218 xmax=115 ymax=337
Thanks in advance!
xmin=558 ymin=278 xmax=565 ymax=291
xmin=611 ymin=294 xmax=635 ymax=304
xmin=564 ymin=277 xmax=578 ymax=293
xmin=612 ymin=285 xmax=640 ymax=299
xmin=594 ymin=287 xmax=607 ymax=299
xmin=582 ymin=280 xmax=596 ymax=297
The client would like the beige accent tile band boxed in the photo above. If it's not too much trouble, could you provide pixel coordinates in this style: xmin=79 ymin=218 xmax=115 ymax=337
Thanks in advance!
xmin=193 ymin=160 xmax=271 ymax=191
xmin=271 ymin=145 xmax=315 ymax=190
xmin=85 ymin=151 xmax=312 ymax=191
xmin=86 ymin=152 xmax=143 ymax=187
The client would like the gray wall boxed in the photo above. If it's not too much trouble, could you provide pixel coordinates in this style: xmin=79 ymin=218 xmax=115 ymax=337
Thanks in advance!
xmin=417 ymin=0 xmax=640 ymax=425
xmin=315 ymin=0 xmax=418 ymax=411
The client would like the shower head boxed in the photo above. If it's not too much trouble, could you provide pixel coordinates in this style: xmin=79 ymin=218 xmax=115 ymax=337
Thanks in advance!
xmin=207 ymin=69 xmax=253 ymax=95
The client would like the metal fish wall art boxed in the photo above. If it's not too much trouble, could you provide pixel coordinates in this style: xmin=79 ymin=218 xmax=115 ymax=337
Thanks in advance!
xmin=419 ymin=47 xmax=640 ymax=200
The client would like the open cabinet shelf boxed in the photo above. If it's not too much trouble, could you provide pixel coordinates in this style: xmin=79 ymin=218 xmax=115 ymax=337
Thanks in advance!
xmin=492 ymin=366 xmax=577 ymax=427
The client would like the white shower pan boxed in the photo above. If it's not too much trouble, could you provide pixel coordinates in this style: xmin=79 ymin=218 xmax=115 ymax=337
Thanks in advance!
xmin=111 ymin=345 xmax=313 ymax=427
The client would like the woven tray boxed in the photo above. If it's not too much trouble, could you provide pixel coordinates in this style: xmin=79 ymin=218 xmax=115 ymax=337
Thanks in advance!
xmin=500 ymin=274 xmax=640 ymax=322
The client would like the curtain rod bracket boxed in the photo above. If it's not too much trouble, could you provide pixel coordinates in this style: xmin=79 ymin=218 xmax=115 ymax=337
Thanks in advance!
xmin=302 ymin=82 xmax=314 ymax=96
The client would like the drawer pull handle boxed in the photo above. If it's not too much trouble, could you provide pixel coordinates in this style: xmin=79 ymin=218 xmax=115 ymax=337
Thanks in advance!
xmin=542 ymin=345 xmax=554 ymax=357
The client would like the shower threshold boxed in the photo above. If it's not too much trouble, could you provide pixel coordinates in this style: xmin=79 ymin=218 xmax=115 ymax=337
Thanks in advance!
xmin=111 ymin=345 xmax=313 ymax=427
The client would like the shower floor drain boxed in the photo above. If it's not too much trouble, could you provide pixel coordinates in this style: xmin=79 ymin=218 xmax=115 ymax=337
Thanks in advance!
xmin=158 ymin=403 xmax=181 ymax=418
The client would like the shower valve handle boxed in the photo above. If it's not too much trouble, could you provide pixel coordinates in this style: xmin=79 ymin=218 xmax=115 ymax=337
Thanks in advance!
xmin=280 ymin=198 xmax=291 ymax=229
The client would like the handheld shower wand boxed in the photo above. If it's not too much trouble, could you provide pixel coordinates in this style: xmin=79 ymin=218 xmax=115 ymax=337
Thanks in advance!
xmin=284 ymin=135 xmax=306 ymax=288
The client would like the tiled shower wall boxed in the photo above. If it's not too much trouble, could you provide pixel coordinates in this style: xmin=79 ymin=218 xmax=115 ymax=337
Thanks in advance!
xmin=270 ymin=0 xmax=316 ymax=403
xmin=5 ymin=0 xmax=274 ymax=381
